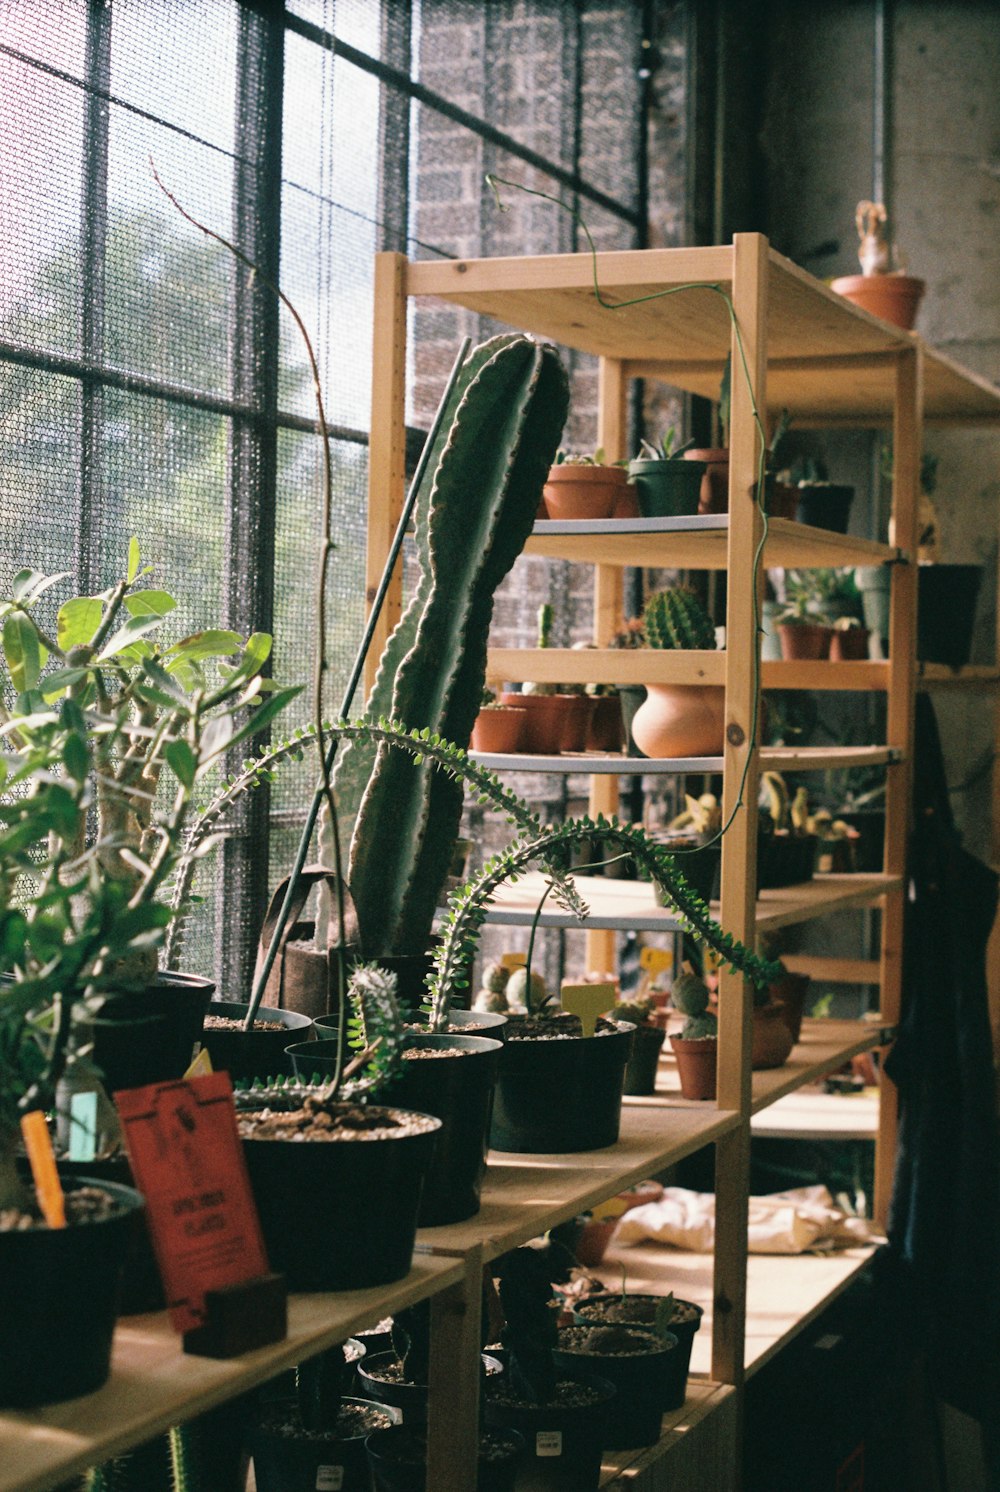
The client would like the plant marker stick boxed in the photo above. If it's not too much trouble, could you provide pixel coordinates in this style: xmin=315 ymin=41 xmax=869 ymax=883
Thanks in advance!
xmin=246 ymin=337 xmax=473 ymax=1027
xmin=20 ymin=1110 xmax=66 ymax=1228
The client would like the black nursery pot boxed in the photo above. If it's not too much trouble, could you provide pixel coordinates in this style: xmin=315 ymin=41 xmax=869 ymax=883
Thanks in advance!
xmin=55 ymin=1152 xmax=163 ymax=1315
xmin=756 ymin=832 xmax=817 ymax=889
xmin=0 ymin=1177 xmax=144 ymax=1408
xmin=315 ymin=1006 xmax=508 ymax=1043
xmin=92 ymin=971 xmax=214 ymax=1094
xmin=366 ymin=1424 xmax=525 ymax=1492
xmin=917 ymin=563 xmax=982 ymax=667
xmin=621 ymin=1024 xmax=667 ymax=1097
xmin=794 ymin=483 xmax=854 ymax=534
xmin=357 ymin=1352 xmax=505 ymax=1427
xmin=251 ymin=1396 xmax=401 ymax=1492
xmin=201 ymin=1000 xmax=314 ymax=1083
xmin=553 ymin=1326 xmax=678 ymax=1449
xmin=490 ymin=1023 xmax=634 ymax=1154
xmin=483 ymin=1374 xmax=616 ymax=1492
xmin=241 ymin=1104 xmax=441 ymax=1291
xmin=572 ymin=1296 xmax=704 ymax=1412
xmin=289 ymin=1032 xmax=502 ymax=1227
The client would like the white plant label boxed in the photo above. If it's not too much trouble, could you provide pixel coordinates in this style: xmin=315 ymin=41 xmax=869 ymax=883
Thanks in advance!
xmin=315 ymin=1467 xmax=344 ymax=1490
xmin=536 ymin=1430 xmax=562 ymax=1457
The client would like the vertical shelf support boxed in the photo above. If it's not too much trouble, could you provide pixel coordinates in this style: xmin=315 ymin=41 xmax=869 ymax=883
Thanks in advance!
xmin=365 ymin=251 xmax=409 ymax=695
xmin=713 ymin=233 xmax=768 ymax=1391
xmin=427 ymin=1247 xmax=484 ymax=1486
xmin=875 ymin=346 xmax=922 ymax=1226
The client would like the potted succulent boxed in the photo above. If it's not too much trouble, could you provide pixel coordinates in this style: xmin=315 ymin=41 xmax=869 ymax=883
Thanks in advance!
xmin=470 ymin=687 xmax=526 ymax=755
xmin=775 ymin=569 xmax=835 ymax=660
xmin=542 ymin=447 xmax=630 ymax=520
xmin=652 ymin=791 xmax=723 ymax=905
xmin=831 ymin=200 xmax=925 ymax=330
xmin=572 ymin=1288 xmax=703 ymax=1413
xmin=667 ymin=971 xmax=718 ymax=1100
xmin=758 ymin=770 xmax=818 ymax=888
xmin=614 ymin=995 xmax=667 ymax=1096
xmin=627 ymin=429 xmax=703 ymax=517
xmin=628 ymin=585 xmax=725 ymax=757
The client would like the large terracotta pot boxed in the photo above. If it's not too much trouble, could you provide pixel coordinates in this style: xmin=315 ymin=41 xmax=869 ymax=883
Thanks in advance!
xmin=542 ymin=463 xmax=627 ymax=520
xmin=683 ymin=447 xmax=729 ymax=513
xmin=751 ymin=1002 xmax=796 ymax=1070
xmin=830 ymin=273 xmax=925 ymax=331
xmin=630 ymin=683 xmax=725 ymax=758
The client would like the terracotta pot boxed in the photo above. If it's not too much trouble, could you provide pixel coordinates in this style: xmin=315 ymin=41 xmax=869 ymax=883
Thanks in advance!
xmin=767 ymin=970 xmax=811 ymax=1044
xmin=669 ymin=1035 xmax=717 ymax=1100
xmin=470 ymin=705 xmax=525 ymax=754
xmin=543 ymin=463 xmax=626 ymax=520
xmin=499 ymin=691 xmax=574 ymax=753
xmin=777 ymin=622 xmax=833 ymax=661
xmin=767 ymin=480 xmax=799 ymax=520
xmin=613 ymin=482 xmax=640 ymax=519
xmin=829 ymin=626 xmax=870 ymax=662
xmin=559 ymin=694 xmax=595 ymax=751
xmin=585 ymin=694 xmax=626 ymax=752
xmin=683 ymin=447 xmax=729 ymax=514
xmin=630 ymin=683 xmax=726 ymax=758
xmin=751 ymin=1002 xmax=795 ymax=1070
xmin=830 ymin=273 xmax=925 ymax=331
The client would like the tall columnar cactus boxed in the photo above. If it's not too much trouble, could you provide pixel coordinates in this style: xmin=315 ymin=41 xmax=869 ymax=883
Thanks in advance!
xmin=643 ymin=586 xmax=717 ymax=651
xmin=318 ymin=334 xmax=570 ymax=958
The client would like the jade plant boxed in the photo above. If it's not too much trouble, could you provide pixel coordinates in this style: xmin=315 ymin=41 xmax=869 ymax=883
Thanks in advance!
xmin=643 ymin=586 xmax=717 ymax=651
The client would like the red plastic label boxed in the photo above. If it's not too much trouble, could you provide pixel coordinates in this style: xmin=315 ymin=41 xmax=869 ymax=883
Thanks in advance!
xmin=116 ymin=1073 xmax=270 ymax=1333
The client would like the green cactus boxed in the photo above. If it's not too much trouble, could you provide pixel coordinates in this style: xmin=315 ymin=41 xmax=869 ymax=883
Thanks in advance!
xmin=319 ymin=334 xmax=569 ymax=959
xmin=671 ymin=971 xmax=718 ymax=1040
xmin=643 ymin=587 xmax=717 ymax=651
xmin=484 ymin=961 xmax=511 ymax=995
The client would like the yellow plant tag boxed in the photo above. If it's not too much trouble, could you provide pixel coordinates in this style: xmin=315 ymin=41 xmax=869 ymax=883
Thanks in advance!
xmin=561 ymin=982 xmax=616 ymax=1038
xmin=183 ymin=1045 xmax=213 ymax=1080
xmin=640 ymin=947 xmax=674 ymax=974
xmin=500 ymin=952 xmax=526 ymax=971
xmin=20 ymin=1110 xmax=66 ymax=1229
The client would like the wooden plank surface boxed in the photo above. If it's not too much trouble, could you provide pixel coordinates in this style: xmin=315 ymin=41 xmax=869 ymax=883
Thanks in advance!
xmin=0 ymin=1255 xmax=465 ymax=1492
xmin=489 ymin=648 xmax=892 ymax=693
xmin=750 ymin=1087 xmax=878 ymax=1140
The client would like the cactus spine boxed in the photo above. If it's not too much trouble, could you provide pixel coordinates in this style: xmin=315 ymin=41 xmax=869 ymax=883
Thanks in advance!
xmin=643 ymin=587 xmax=717 ymax=651
xmin=319 ymin=334 xmax=569 ymax=958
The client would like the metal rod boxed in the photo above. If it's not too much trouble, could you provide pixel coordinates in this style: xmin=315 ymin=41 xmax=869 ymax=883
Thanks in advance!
xmin=245 ymin=336 xmax=473 ymax=1020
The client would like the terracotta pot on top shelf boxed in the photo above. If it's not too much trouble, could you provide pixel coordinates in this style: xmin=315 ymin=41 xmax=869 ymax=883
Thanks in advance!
xmin=830 ymin=272 xmax=925 ymax=331
xmin=470 ymin=705 xmax=525 ymax=754
xmin=542 ymin=464 xmax=627 ymax=521
xmin=499 ymin=691 xmax=572 ymax=754
xmin=767 ymin=969 xmax=811 ymax=1044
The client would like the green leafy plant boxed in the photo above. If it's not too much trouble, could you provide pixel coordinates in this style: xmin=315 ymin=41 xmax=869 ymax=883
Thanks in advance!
xmin=635 ymin=430 xmax=695 ymax=462
xmin=643 ymin=587 xmax=717 ymax=651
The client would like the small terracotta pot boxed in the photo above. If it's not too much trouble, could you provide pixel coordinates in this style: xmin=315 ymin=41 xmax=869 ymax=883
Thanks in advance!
xmin=500 ymin=692 xmax=573 ymax=754
xmin=585 ymin=695 xmax=626 ymax=752
xmin=777 ymin=622 xmax=833 ymax=661
xmin=751 ymin=1002 xmax=796 ymax=1070
xmin=558 ymin=694 xmax=595 ymax=752
xmin=470 ymin=706 xmax=525 ymax=754
xmin=684 ymin=447 xmax=729 ymax=513
xmin=613 ymin=483 xmax=640 ymax=519
xmin=830 ymin=273 xmax=925 ymax=331
xmin=630 ymin=683 xmax=726 ymax=758
xmin=669 ymin=1034 xmax=717 ymax=1100
xmin=767 ymin=970 xmax=811 ymax=1044
xmin=829 ymin=626 xmax=870 ymax=662
xmin=543 ymin=464 xmax=626 ymax=520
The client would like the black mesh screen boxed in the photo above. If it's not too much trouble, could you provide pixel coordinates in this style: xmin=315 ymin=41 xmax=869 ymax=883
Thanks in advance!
xmin=1 ymin=0 xmax=645 ymax=994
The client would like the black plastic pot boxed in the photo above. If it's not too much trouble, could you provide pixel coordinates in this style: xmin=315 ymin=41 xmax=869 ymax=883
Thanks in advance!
xmin=794 ymin=483 xmax=854 ymax=533
xmin=553 ymin=1325 xmax=678 ymax=1448
xmin=572 ymin=1296 xmax=704 ymax=1412
xmin=653 ymin=834 xmax=721 ymax=904
xmin=483 ymin=1374 xmax=616 ymax=1492
xmin=757 ymin=832 xmax=817 ymax=889
xmin=621 ymin=1024 xmax=667 ymax=1097
xmin=0 ymin=1176 xmax=144 ymax=1407
xmin=289 ymin=1032 xmax=501 ymax=1226
xmin=240 ymin=1102 xmax=441 ymax=1291
xmin=838 ymin=809 xmax=886 ymax=873
xmin=90 ymin=971 xmax=214 ymax=1095
xmin=366 ymin=1424 xmax=525 ymax=1492
xmin=627 ymin=459 xmax=704 ymax=518
xmin=54 ymin=1152 xmax=163 ymax=1315
xmin=251 ymin=1396 xmax=401 ymax=1492
xmin=490 ymin=1024 xmax=634 ymax=1154
xmin=201 ymin=1000 xmax=314 ymax=1084
xmin=918 ymin=563 xmax=982 ymax=667
xmin=358 ymin=1352 xmax=504 ymax=1426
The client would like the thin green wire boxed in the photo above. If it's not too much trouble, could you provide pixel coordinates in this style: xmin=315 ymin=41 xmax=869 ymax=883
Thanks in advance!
xmin=486 ymin=173 xmax=771 ymax=854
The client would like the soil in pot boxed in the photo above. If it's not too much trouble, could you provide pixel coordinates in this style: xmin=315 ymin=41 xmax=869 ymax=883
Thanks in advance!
xmin=483 ymin=1373 xmax=616 ymax=1492
xmin=90 ymin=970 xmax=214 ymax=1095
xmin=490 ymin=1016 xmax=634 ymax=1154
xmin=315 ymin=1008 xmax=508 ymax=1043
xmin=629 ymin=683 xmax=726 ymax=758
xmin=668 ymin=1034 xmax=717 ymax=1100
xmin=252 ymin=1396 xmax=401 ymax=1492
xmin=289 ymin=1032 xmax=502 ymax=1227
xmin=627 ymin=459 xmax=704 ymax=518
xmin=542 ymin=464 xmax=626 ymax=521
xmin=201 ymin=1000 xmax=314 ymax=1084
xmin=751 ymin=1002 xmax=795 ymax=1070
xmin=571 ymin=1295 xmax=703 ymax=1411
xmin=777 ymin=622 xmax=833 ymax=661
xmin=358 ymin=1351 xmax=504 ymax=1426
xmin=472 ymin=707 xmax=526 ymax=754
xmin=553 ymin=1324 xmax=677 ymax=1449
xmin=793 ymin=484 xmax=854 ymax=534
xmin=237 ymin=1097 xmax=441 ymax=1291
xmin=0 ymin=1176 xmax=144 ymax=1407
xmin=621 ymin=1023 xmax=666 ymax=1096
xmin=366 ymin=1424 xmax=525 ymax=1492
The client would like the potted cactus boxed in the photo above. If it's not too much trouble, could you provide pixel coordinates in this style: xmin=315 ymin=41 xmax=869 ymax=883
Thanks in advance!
xmin=470 ymin=687 xmax=526 ymax=755
xmin=628 ymin=585 xmax=725 ymax=758
xmin=627 ymin=429 xmax=704 ymax=517
xmin=668 ymin=971 xmax=718 ymax=1100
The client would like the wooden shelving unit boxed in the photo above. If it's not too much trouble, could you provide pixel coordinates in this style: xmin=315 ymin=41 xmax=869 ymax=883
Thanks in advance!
xmin=6 ymin=237 xmax=998 ymax=1492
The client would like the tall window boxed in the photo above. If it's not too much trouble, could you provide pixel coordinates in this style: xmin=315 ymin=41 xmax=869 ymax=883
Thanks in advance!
xmin=0 ymin=0 xmax=646 ymax=991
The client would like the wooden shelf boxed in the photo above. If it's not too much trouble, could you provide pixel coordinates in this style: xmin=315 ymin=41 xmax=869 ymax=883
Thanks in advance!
xmin=524 ymin=514 xmax=901 ymax=570
xmin=407 ymin=246 xmax=1000 ymax=425
xmin=628 ymin=1019 xmax=887 ymax=1116
xmin=750 ymin=1086 xmax=878 ymax=1141
xmin=478 ymin=870 xmax=899 ymax=933
xmin=0 ymin=1255 xmax=465 ymax=1492
xmin=597 ymin=1240 xmax=879 ymax=1380
xmin=489 ymin=648 xmax=892 ymax=692
xmin=917 ymin=663 xmax=1000 ymax=690
xmin=468 ymin=745 xmax=900 ymax=775
xmin=418 ymin=1102 xmax=740 ymax=1266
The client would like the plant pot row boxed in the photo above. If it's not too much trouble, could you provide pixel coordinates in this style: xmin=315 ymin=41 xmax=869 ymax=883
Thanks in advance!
xmin=471 ymin=693 xmax=625 ymax=756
